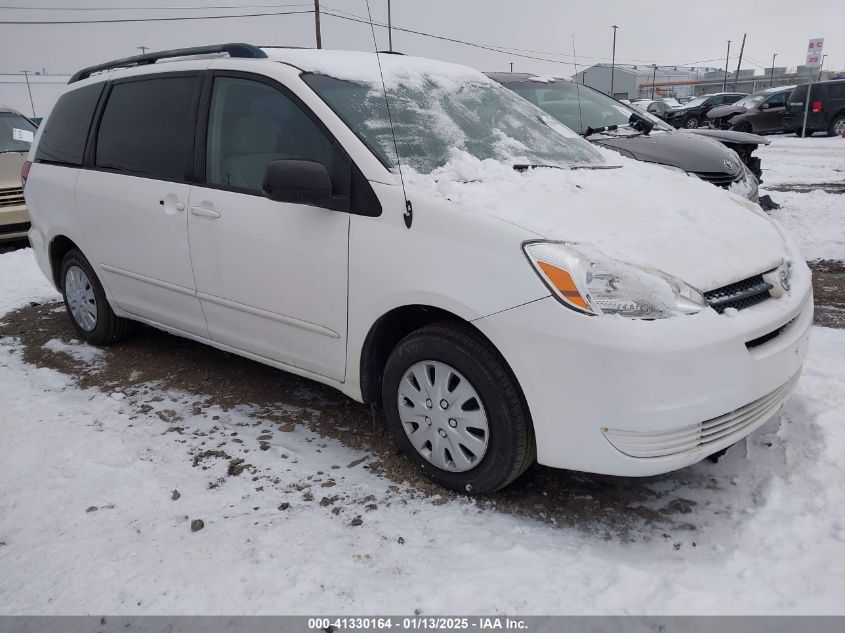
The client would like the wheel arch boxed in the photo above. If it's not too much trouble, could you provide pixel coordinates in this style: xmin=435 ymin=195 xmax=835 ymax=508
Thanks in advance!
xmin=358 ymin=304 xmax=528 ymax=415
xmin=48 ymin=234 xmax=81 ymax=289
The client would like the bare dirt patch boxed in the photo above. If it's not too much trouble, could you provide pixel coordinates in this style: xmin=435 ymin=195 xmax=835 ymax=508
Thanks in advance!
xmin=809 ymin=259 xmax=845 ymax=329
xmin=0 ymin=299 xmax=807 ymax=541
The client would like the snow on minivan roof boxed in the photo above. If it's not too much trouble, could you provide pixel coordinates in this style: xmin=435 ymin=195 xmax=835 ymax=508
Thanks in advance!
xmin=262 ymin=48 xmax=488 ymax=89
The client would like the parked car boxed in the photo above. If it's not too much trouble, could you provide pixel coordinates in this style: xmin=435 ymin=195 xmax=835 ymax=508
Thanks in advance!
xmin=0 ymin=107 xmax=36 ymax=243
xmin=24 ymin=45 xmax=812 ymax=493
xmin=784 ymin=79 xmax=845 ymax=136
xmin=664 ymin=92 xmax=747 ymax=129
xmin=707 ymin=86 xmax=793 ymax=133
xmin=488 ymin=73 xmax=764 ymax=197
xmin=631 ymin=99 xmax=674 ymax=120
xmin=677 ymin=96 xmax=695 ymax=105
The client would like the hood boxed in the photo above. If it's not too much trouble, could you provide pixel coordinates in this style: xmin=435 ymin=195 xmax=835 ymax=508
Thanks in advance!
xmin=407 ymin=151 xmax=787 ymax=292
xmin=707 ymin=104 xmax=746 ymax=119
xmin=687 ymin=128 xmax=770 ymax=146
xmin=590 ymin=131 xmax=744 ymax=176
xmin=0 ymin=152 xmax=27 ymax=187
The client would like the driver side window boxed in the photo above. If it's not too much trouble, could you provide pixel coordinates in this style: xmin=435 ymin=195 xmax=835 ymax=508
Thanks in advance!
xmin=765 ymin=93 xmax=787 ymax=108
xmin=206 ymin=76 xmax=350 ymax=196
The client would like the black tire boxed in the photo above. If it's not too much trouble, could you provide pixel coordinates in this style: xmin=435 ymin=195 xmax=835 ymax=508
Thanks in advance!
xmin=60 ymin=248 xmax=133 ymax=345
xmin=683 ymin=116 xmax=701 ymax=129
xmin=827 ymin=114 xmax=845 ymax=137
xmin=382 ymin=322 xmax=535 ymax=494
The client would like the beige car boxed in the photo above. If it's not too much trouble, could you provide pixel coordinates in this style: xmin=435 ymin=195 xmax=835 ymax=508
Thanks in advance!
xmin=1 ymin=107 xmax=36 ymax=243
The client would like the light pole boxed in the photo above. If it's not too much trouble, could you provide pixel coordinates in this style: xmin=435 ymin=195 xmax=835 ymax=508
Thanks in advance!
xmin=137 ymin=46 xmax=149 ymax=55
xmin=20 ymin=70 xmax=35 ymax=118
xmin=610 ymin=25 xmax=619 ymax=97
xmin=723 ymin=40 xmax=731 ymax=92
xmin=818 ymin=54 xmax=827 ymax=81
xmin=510 ymin=62 xmax=513 ymax=72
xmin=770 ymin=53 xmax=777 ymax=87
xmin=650 ymin=64 xmax=658 ymax=99
xmin=387 ymin=0 xmax=392 ymax=52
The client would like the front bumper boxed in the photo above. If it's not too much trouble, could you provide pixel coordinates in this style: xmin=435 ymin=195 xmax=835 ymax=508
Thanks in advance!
xmin=474 ymin=266 xmax=812 ymax=476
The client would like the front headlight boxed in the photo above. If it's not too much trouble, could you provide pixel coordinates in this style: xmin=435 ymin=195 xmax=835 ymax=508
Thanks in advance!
xmin=523 ymin=242 xmax=706 ymax=319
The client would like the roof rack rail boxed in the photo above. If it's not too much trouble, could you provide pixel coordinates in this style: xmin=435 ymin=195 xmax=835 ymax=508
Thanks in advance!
xmin=68 ymin=43 xmax=267 ymax=84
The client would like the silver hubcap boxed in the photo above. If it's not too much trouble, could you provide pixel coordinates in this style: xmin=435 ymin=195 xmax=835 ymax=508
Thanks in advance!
xmin=397 ymin=360 xmax=489 ymax=473
xmin=65 ymin=265 xmax=97 ymax=332
xmin=834 ymin=119 xmax=845 ymax=136
xmin=685 ymin=118 xmax=699 ymax=128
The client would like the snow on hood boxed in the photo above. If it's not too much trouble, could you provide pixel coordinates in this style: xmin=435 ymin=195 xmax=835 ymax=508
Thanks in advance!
xmin=406 ymin=150 xmax=789 ymax=292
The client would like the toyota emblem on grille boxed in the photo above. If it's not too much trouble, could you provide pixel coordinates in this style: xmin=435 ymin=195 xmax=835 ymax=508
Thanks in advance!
xmin=723 ymin=159 xmax=736 ymax=170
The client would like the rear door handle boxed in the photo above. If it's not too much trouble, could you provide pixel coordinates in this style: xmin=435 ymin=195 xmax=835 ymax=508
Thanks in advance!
xmin=190 ymin=206 xmax=221 ymax=219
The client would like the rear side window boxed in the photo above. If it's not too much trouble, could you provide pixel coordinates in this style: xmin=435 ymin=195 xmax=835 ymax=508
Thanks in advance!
xmin=828 ymin=83 xmax=845 ymax=100
xmin=34 ymin=83 xmax=103 ymax=166
xmin=95 ymin=76 xmax=197 ymax=181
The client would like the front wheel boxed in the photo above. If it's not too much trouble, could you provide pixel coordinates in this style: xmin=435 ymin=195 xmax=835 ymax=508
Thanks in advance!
xmin=60 ymin=249 xmax=133 ymax=345
xmin=684 ymin=116 xmax=701 ymax=129
xmin=382 ymin=323 xmax=535 ymax=494
xmin=732 ymin=121 xmax=752 ymax=133
xmin=828 ymin=115 xmax=845 ymax=137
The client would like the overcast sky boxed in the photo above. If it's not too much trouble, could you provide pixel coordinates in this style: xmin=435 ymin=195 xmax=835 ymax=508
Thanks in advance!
xmin=0 ymin=0 xmax=840 ymax=78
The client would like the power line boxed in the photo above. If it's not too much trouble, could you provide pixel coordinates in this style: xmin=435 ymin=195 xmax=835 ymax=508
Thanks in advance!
xmin=320 ymin=5 xmax=735 ymax=69
xmin=0 ymin=8 xmax=312 ymax=24
xmin=0 ymin=2 xmax=311 ymax=9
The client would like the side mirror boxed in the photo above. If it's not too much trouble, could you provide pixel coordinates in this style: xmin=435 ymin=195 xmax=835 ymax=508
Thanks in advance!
xmin=262 ymin=159 xmax=333 ymax=205
xmin=760 ymin=103 xmax=770 ymax=109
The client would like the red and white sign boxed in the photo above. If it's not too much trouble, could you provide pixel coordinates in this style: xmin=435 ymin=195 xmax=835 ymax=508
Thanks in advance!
xmin=806 ymin=38 xmax=824 ymax=66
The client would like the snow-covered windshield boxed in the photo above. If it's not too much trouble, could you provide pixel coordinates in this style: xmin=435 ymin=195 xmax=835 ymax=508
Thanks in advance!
xmin=682 ymin=96 xmax=708 ymax=108
xmin=0 ymin=112 xmax=36 ymax=153
xmin=296 ymin=55 xmax=603 ymax=174
xmin=733 ymin=94 xmax=766 ymax=109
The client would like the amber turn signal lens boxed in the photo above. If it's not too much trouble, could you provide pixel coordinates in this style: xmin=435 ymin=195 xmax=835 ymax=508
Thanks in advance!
xmin=537 ymin=261 xmax=590 ymax=310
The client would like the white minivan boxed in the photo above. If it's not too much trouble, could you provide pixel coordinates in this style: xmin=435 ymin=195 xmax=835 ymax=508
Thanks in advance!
xmin=23 ymin=44 xmax=812 ymax=493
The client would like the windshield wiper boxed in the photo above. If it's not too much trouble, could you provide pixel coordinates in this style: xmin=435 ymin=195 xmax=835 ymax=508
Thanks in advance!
xmin=513 ymin=163 xmax=621 ymax=172
xmin=582 ymin=124 xmax=619 ymax=137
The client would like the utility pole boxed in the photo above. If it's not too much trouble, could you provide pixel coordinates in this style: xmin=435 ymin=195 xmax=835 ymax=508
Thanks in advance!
xmin=723 ymin=40 xmax=731 ymax=91
xmin=137 ymin=45 xmax=149 ymax=55
xmin=769 ymin=53 xmax=777 ymax=87
xmin=509 ymin=62 xmax=513 ymax=72
xmin=651 ymin=64 xmax=658 ymax=99
xmin=387 ymin=0 xmax=392 ymax=52
xmin=733 ymin=33 xmax=746 ymax=91
xmin=610 ymin=25 xmax=619 ymax=97
xmin=314 ymin=0 xmax=322 ymax=49
xmin=20 ymin=70 xmax=36 ymax=118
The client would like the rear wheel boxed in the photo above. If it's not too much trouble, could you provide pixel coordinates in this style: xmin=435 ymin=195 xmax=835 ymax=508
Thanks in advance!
xmin=683 ymin=116 xmax=701 ymax=129
xmin=382 ymin=323 xmax=535 ymax=494
xmin=60 ymin=249 xmax=133 ymax=345
xmin=828 ymin=115 xmax=845 ymax=137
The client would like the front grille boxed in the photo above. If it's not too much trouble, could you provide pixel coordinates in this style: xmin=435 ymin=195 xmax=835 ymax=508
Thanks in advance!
xmin=704 ymin=273 xmax=773 ymax=313
xmin=0 ymin=186 xmax=25 ymax=208
xmin=603 ymin=372 xmax=800 ymax=458
xmin=0 ymin=221 xmax=30 ymax=235
xmin=692 ymin=171 xmax=743 ymax=188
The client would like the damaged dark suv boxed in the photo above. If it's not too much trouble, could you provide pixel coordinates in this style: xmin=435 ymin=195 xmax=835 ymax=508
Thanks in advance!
xmin=707 ymin=86 xmax=792 ymax=134
xmin=488 ymin=73 xmax=767 ymax=201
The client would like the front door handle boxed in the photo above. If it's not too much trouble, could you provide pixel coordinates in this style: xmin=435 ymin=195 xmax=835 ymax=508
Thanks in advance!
xmin=190 ymin=206 xmax=221 ymax=219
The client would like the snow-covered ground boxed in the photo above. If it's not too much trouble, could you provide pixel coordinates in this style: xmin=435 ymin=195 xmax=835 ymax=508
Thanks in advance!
xmin=758 ymin=136 xmax=845 ymax=186
xmin=1 ymin=137 xmax=843 ymax=615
